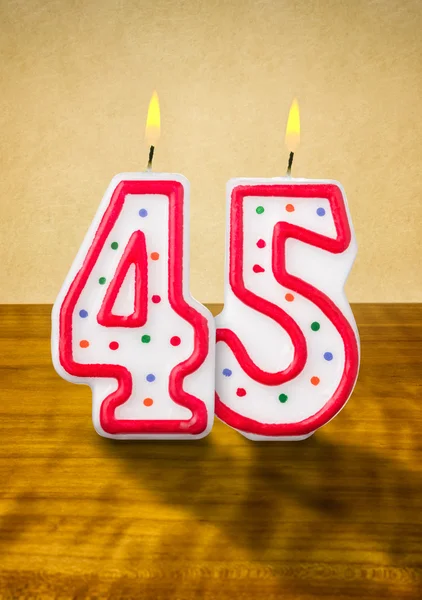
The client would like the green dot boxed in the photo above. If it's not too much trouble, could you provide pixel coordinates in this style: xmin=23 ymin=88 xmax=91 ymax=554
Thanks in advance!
xmin=256 ymin=206 xmax=265 ymax=214
xmin=141 ymin=334 xmax=151 ymax=343
xmin=111 ymin=242 xmax=118 ymax=250
xmin=311 ymin=321 xmax=320 ymax=331
xmin=99 ymin=277 xmax=106 ymax=285
xmin=278 ymin=393 xmax=288 ymax=403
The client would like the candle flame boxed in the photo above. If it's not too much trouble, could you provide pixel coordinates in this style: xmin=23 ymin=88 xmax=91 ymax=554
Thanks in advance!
xmin=145 ymin=91 xmax=160 ymax=146
xmin=285 ymin=98 xmax=300 ymax=153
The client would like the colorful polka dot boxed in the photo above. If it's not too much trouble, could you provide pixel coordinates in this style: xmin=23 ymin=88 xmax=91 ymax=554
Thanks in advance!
xmin=99 ymin=277 xmax=106 ymax=285
xmin=236 ymin=388 xmax=247 ymax=397
xmin=253 ymin=264 xmax=265 ymax=273
xmin=256 ymin=239 xmax=266 ymax=248
xmin=170 ymin=336 xmax=181 ymax=346
xmin=79 ymin=309 xmax=88 ymax=318
xmin=79 ymin=340 xmax=89 ymax=348
xmin=285 ymin=293 xmax=294 ymax=302
xmin=146 ymin=374 xmax=156 ymax=382
xmin=150 ymin=252 xmax=160 ymax=261
xmin=222 ymin=368 xmax=232 ymax=377
xmin=109 ymin=341 xmax=119 ymax=351
xmin=278 ymin=393 xmax=288 ymax=403
xmin=111 ymin=242 xmax=118 ymax=250
xmin=143 ymin=397 xmax=153 ymax=407
xmin=256 ymin=206 xmax=265 ymax=214
xmin=311 ymin=321 xmax=320 ymax=331
xmin=317 ymin=207 xmax=326 ymax=216
xmin=151 ymin=295 xmax=161 ymax=304
xmin=285 ymin=204 xmax=295 ymax=212
xmin=311 ymin=376 xmax=320 ymax=386
xmin=324 ymin=352 xmax=333 ymax=361
xmin=139 ymin=209 xmax=148 ymax=217
xmin=141 ymin=334 xmax=151 ymax=343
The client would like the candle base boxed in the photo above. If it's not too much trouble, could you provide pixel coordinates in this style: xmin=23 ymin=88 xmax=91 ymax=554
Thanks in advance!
xmin=240 ymin=431 xmax=315 ymax=442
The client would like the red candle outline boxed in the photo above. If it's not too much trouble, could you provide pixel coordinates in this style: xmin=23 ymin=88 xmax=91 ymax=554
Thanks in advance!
xmin=216 ymin=183 xmax=359 ymax=437
xmin=97 ymin=229 xmax=148 ymax=328
xmin=59 ymin=180 xmax=209 ymax=436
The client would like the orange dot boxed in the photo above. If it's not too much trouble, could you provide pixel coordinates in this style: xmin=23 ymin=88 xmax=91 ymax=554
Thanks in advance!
xmin=143 ymin=397 xmax=154 ymax=407
xmin=79 ymin=340 xmax=89 ymax=348
xmin=150 ymin=252 xmax=160 ymax=261
xmin=285 ymin=293 xmax=294 ymax=302
xmin=285 ymin=204 xmax=295 ymax=212
xmin=311 ymin=376 xmax=320 ymax=386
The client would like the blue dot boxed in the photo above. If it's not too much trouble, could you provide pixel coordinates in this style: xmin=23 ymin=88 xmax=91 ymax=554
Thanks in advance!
xmin=317 ymin=207 xmax=326 ymax=217
xmin=324 ymin=352 xmax=333 ymax=361
xmin=146 ymin=374 xmax=156 ymax=382
xmin=79 ymin=310 xmax=88 ymax=318
xmin=222 ymin=368 xmax=232 ymax=377
xmin=139 ymin=208 xmax=148 ymax=217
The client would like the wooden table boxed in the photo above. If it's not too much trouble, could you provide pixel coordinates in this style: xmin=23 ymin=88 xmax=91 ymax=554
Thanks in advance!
xmin=0 ymin=304 xmax=421 ymax=599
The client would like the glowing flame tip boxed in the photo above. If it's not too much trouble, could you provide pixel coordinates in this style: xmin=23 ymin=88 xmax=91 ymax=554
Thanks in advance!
xmin=145 ymin=90 xmax=160 ymax=146
xmin=285 ymin=98 xmax=300 ymax=153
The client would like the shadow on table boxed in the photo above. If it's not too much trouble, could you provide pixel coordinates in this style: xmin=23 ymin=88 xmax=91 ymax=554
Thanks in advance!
xmin=100 ymin=423 xmax=421 ymax=599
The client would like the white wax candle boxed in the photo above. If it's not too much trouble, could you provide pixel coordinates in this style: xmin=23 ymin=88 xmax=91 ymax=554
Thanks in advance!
xmin=52 ymin=173 xmax=215 ymax=439
xmin=215 ymin=177 xmax=360 ymax=440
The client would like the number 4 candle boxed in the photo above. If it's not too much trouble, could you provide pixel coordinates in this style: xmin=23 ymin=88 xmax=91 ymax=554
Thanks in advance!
xmin=215 ymin=100 xmax=360 ymax=440
xmin=52 ymin=92 xmax=215 ymax=439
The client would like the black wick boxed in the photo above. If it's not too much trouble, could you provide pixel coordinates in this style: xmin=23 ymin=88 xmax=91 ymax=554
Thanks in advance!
xmin=286 ymin=151 xmax=294 ymax=176
xmin=147 ymin=145 xmax=155 ymax=170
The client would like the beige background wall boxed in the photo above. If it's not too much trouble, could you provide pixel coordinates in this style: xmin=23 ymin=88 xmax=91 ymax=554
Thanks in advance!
xmin=0 ymin=0 xmax=421 ymax=303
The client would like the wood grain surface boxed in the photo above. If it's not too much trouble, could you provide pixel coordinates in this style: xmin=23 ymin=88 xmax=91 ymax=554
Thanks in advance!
xmin=0 ymin=304 xmax=421 ymax=599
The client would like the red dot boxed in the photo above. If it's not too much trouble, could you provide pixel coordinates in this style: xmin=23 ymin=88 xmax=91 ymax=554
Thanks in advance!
xmin=236 ymin=388 xmax=247 ymax=397
xmin=150 ymin=252 xmax=160 ymax=261
xmin=143 ymin=397 xmax=154 ymax=407
xmin=109 ymin=341 xmax=119 ymax=351
xmin=285 ymin=293 xmax=294 ymax=302
xmin=170 ymin=336 xmax=181 ymax=346
xmin=256 ymin=239 xmax=266 ymax=248
xmin=79 ymin=340 xmax=89 ymax=348
xmin=253 ymin=264 xmax=265 ymax=273
xmin=285 ymin=204 xmax=295 ymax=212
xmin=152 ymin=295 xmax=161 ymax=304
xmin=311 ymin=376 xmax=320 ymax=386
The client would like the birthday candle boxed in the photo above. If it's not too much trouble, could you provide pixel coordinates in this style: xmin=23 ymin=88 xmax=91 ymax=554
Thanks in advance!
xmin=52 ymin=93 xmax=215 ymax=439
xmin=215 ymin=100 xmax=360 ymax=440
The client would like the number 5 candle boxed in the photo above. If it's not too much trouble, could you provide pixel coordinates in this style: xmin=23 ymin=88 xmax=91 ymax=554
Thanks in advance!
xmin=215 ymin=100 xmax=360 ymax=440
xmin=52 ymin=92 xmax=215 ymax=439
